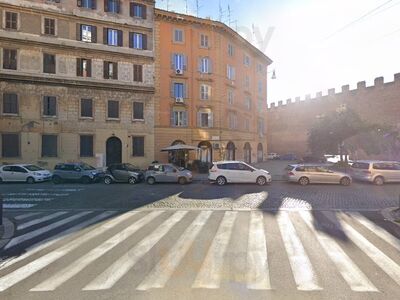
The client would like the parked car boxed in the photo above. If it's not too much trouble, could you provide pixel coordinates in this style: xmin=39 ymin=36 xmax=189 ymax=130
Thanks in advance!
xmin=267 ymin=153 xmax=280 ymax=160
xmin=103 ymin=163 xmax=144 ymax=184
xmin=351 ymin=160 xmax=400 ymax=185
xmin=52 ymin=163 xmax=103 ymax=184
xmin=145 ymin=164 xmax=192 ymax=185
xmin=0 ymin=164 xmax=52 ymax=183
xmin=280 ymin=153 xmax=298 ymax=161
xmin=285 ymin=164 xmax=352 ymax=186
xmin=300 ymin=156 xmax=327 ymax=163
xmin=209 ymin=161 xmax=272 ymax=186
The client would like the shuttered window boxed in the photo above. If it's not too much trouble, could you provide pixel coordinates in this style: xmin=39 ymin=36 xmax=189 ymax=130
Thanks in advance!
xmin=42 ymin=135 xmax=58 ymax=157
xmin=129 ymin=32 xmax=147 ymax=50
xmin=77 ymin=0 xmax=97 ymax=9
xmin=1 ymin=133 xmax=19 ymax=157
xmin=5 ymin=12 xmax=18 ymax=30
xmin=104 ymin=28 xmax=122 ymax=46
xmin=43 ymin=96 xmax=57 ymax=116
xmin=80 ymin=99 xmax=93 ymax=118
xmin=77 ymin=58 xmax=92 ymax=77
xmin=130 ymin=3 xmax=147 ymax=19
xmin=77 ymin=24 xmax=97 ymax=42
xmin=133 ymin=64 xmax=143 ymax=82
xmin=132 ymin=136 xmax=144 ymax=157
xmin=104 ymin=0 xmax=120 ymax=13
xmin=133 ymin=102 xmax=144 ymax=120
xmin=80 ymin=135 xmax=94 ymax=157
xmin=43 ymin=53 xmax=56 ymax=74
xmin=3 ymin=49 xmax=17 ymax=70
xmin=103 ymin=61 xmax=118 ymax=79
xmin=2 ymin=93 xmax=18 ymax=114
xmin=107 ymin=100 xmax=119 ymax=119
xmin=44 ymin=18 xmax=56 ymax=35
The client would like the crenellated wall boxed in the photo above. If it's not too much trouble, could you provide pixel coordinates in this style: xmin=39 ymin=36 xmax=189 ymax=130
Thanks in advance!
xmin=267 ymin=73 xmax=400 ymax=158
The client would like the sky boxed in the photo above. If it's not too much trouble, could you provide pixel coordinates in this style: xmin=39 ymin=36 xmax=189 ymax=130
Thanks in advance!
xmin=156 ymin=0 xmax=400 ymax=104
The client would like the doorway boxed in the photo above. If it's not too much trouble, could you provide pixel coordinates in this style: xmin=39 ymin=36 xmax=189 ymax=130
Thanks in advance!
xmin=106 ymin=136 xmax=122 ymax=166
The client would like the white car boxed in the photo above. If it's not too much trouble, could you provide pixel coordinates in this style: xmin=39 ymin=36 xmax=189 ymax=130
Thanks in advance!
xmin=267 ymin=153 xmax=280 ymax=160
xmin=209 ymin=161 xmax=272 ymax=186
xmin=0 ymin=164 xmax=52 ymax=183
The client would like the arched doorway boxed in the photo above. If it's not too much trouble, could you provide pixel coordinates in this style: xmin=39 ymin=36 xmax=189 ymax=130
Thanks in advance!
xmin=257 ymin=143 xmax=264 ymax=162
xmin=226 ymin=141 xmax=235 ymax=161
xmin=198 ymin=141 xmax=212 ymax=164
xmin=169 ymin=140 xmax=187 ymax=167
xmin=106 ymin=136 xmax=122 ymax=166
xmin=244 ymin=142 xmax=252 ymax=164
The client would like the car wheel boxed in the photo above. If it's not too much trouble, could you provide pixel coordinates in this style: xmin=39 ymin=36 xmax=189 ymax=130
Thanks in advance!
xmin=128 ymin=177 xmax=137 ymax=185
xmin=52 ymin=175 xmax=62 ymax=184
xmin=256 ymin=176 xmax=267 ymax=186
xmin=81 ymin=176 xmax=91 ymax=184
xmin=178 ymin=177 xmax=187 ymax=185
xmin=147 ymin=177 xmax=156 ymax=185
xmin=26 ymin=177 xmax=35 ymax=184
xmin=374 ymin=176 xmax=384 ymax=186
xmin=340 ymin=177 xmax=351 ymax=186
xmin=216 ymin=176 xmax=227 ymax=186
xmin=299 ymin=177 xmax=310 ymax=186
xmin=104 ymin=176 xmax=113 ymax=185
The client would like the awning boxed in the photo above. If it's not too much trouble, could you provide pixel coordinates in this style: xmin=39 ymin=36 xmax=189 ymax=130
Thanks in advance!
xmin=161 ymin=144 xmax=200 ymax=152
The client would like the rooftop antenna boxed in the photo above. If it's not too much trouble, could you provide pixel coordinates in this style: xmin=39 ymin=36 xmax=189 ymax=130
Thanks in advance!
xmin=162 ymin=0 xmax=170 ymax=11
xmin=219 ymin=0 xmax=223 ymax=22
xmin=227 ymin=5 xmax=238 ymax=30
xmin=195 ymin=0 xmax=202 ymax=17
xmin=185 ymin=0 xmax=188 ymax=14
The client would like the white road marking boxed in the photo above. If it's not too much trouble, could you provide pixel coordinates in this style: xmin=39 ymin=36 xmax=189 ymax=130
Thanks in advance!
xmin=3 ymin=204 xmax=37 ymax=209
xmin=299 ymin=211 xmax=378 ymax=292
xmin=17 ymin=211 xmax=68 ymax=230
xmin=0 ymin=211 xmax=116 ymax=271
xmin=0 ymin=210 xmax=139 ymax=292
xmin=324 ymin=212 xmax=400 ymax=287
xmin=5 ymin=211 xmax=91 ymax=250
xmin=277 ymin=211 xmax=322 ymax=291
xmin=83 ymin=211 xmax=188 ymax=291
xmin=246 ymin=211 xmax=271 ymax=290
xmin=14 ymin=212 xmax=42 ymax=220
xmin=26 ymin=188 xmax=82 ymax=192
xmin=31 ymin=211 xmax=164 ymax=291
xmin=349 ymin=212 xmax=400 ymax=251
xmin=4 ymin=198 xmax=55 ymax=202
xmin=136 ymin=211 xmax=212 ymax=291
xmin=4 ymin=193 xmax=69 ymax=197
xmin=192 ymin=211 xmax=237 ymax=289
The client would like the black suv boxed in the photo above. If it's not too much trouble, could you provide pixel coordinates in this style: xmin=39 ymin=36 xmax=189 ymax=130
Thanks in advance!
xmin=103 ymin=163 xmax=144 ymax=184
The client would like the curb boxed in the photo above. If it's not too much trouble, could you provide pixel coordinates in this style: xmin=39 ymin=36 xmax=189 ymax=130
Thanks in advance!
xmin=0 ymin=217 xmax=15 ymax=249
xmin=381 ymin=207 xmax=400 ymax=226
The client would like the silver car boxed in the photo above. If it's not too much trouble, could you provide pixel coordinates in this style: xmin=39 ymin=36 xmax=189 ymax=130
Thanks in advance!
xmin=145 ymin=164 xmax=192 ymax=185
xmin=351 ymin=160 xmax=400 ymax=185
xmin=286 ymin=164 xmax=352 ymax=186
xmin=0 ymin=164 xmax=52 ymax=183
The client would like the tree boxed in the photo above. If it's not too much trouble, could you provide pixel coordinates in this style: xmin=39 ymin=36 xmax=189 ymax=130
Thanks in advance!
xmin=308 ymin=106 xmax=371 ymax=161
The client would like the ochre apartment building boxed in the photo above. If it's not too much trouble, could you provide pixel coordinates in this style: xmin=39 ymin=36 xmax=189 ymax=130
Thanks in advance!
xmin=154 ymin=9 xmax=272 ymax=166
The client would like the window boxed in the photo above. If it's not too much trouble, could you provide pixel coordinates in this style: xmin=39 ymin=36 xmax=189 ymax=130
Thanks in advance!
xmin=130 ymin=2 xmax=147 ymax=18
xmin=1 ymin=133 xmax=19 ymax=157
xmin=107 ymin=100 xmax=119 ymax=119
xmin=244 ymin=54 xmax=251 ymax=66
xmin=257 ymin=63 xmax=264 ymax=73
xmin=173 ymin=29 xmax=184 ymax=43
xmin=78 ymin=24 xmax=97 ymax=43
xmin=132 ymin=136 xmax=144 ymax=157
xmin=258 ymin=80 xmax=263 ymax=94
xmin=228 ymin=90 xmax=234 ymax=105
xmin=172 ymin=53 xmax=186 ymax=71
xmin=43 ymin=96 xmax=57 ymax=116
xmin=173 ymin=83 xmax=185 ymax=98
xmin=43 ymin=53 xmax=56 ymax=74
xmin=245 ymin=97 xmax=252 ymax=110
xmin=133 ymin=102 xmax=144 ymax=120
xmin=104 ymin=61 xmax=118 ymax=79
xmin=77 ymin=0 xmax=96 ymax=9
xmin=228 ymin=43 xmax=234 ymax=56
xmin=5 ymin=12 xmax=18 ymax=30
xmin=200 ymin=84 xmax=211 ymax=100
xmin=200 ymin=34 xmax=209 ymax=48
xmin=198 ymin=111 xmax=213 ymax=128
xmin=104 ymin=28 xmax=122 ymax=46
xmin=104 ymin=0 xmax=120 ymax=13
xmin=227 ymin=65 xmax=235 ymax=80
xmin=2 ymin=93 xmax=18 ymax=115
xmin=130 ymin=32 xmax=147 ymax=50
xmin=258 ymin=119 xmax=265 ymax=136
xmin=229 ymin=113 xmax=237 ymax=129
xmin=133 ymin=64 xmax=143 ymax=82
xmin=3 ymin=49 xmax=17 ymax=70
xmin=80 ymin=98 xmax=93 ymax=118
xmin=199 ymin=57 xmax=211 ymax=74
xmin=172 ymin=110 xmax=188 ymax=127
xmin=77 ymin=58 xmax=92 ymax=77
xmin=44 ymin=18 xmax=56 ymax=35
xmin=80 ymin=135 xmax=93 ymax=157
xmin=41 ymin=135 xmax=58 ymax=157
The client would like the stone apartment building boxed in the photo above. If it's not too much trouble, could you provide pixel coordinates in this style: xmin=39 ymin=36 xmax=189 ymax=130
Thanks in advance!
xmin=154 ymin=9 xmax=272 ymax=166
xmin=0 ymin=0 xmax=155 ymax=169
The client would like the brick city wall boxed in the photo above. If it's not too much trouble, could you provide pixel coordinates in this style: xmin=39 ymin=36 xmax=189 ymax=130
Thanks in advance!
xmin=267 ymin=73 xmax=400 ymax=158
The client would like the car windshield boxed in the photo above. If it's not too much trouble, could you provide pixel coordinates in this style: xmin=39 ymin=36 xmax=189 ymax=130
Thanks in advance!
xmin=81 ymin=163 xmax=95 ymax=170
xmin=125 ymin=164 xmax=139 ymax=171
xmin=24 ymin=165 xmax=44 ymax=171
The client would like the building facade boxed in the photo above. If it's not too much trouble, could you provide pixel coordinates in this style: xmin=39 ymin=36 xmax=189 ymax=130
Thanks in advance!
xmin=154 ymin=9 xmax=272 ymax=166
xmin=0 ymin=0 xmax=155 ymax=169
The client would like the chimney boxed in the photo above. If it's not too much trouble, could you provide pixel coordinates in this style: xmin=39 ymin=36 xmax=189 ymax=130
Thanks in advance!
xmin=295 ymin=97 xmax=301 ymax=102
xmin=270 ymin=102 xmax=276 ymax=108
xmin=286 ymin=98 xmax=292 ymax=104
xmin=316 ymin=91 xmax=323 ymax=98
xmin=328 ymin=88 xmax=335 ymax=95
xmin=305 ymin=94 xmax=311 ymax=100
xmin=341 ymin=85 xmax=350 ymax=92
xmin=394 ymin=73 xmax=400 ymax=82
xmin=278 ymin=100 xmax=283 ymax=106
xmin=374 ymin=77 xmax=384 ymax=86
xmin=357 ymin=81 xmax=366 ymax=89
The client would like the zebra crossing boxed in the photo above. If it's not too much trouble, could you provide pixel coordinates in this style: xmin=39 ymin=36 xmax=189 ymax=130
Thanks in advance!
xmin=0 ymin=209 xmax=399 ymax=296
xmin=2 ymin=187 xmax=84 ymax=208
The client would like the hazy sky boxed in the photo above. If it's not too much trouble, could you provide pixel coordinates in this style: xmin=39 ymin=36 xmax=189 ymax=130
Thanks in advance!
xmin=156 ymin=0 xmax=400 ymax=103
